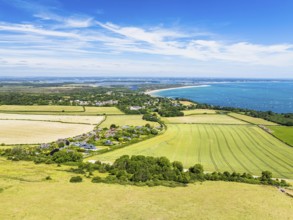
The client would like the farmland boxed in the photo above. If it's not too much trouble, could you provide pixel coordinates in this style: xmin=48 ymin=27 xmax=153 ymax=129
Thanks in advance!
xmin=0 ymin=120 xmax=94 ymax=144
xmin=91 ymin=124 xmax=293 ymax=179
xmin=0 ymin=105 xmax=83 ymax=112
xmin=228 ymin=113 xmax=278 ymax=125
xmin=0 ymin=113 xmax=105 ymax=125
xmin=183 ymin=109 xmax=218 ymax=115
xmin=0 ymin=158 xmax=292 ymax=220
xmin=0 ymin=105 xmax=124 ymax=115
xmin=162 ymin=114 xmax=248 ymax=124
xmin=270 ymin=126 xmax=293 ymax=147
xmin=100 ymin=115 xmax=160 ymax=128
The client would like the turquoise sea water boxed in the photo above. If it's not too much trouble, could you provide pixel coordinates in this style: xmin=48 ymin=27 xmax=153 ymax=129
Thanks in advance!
xmin=153 ymin=81 xmax=293 ymax=113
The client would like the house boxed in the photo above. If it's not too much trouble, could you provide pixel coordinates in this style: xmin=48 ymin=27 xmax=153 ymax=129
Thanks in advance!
xmin=130 ymin=106 xmax=143 ymax=111
xmin=71 ymin=142 xmax=96 ymax=150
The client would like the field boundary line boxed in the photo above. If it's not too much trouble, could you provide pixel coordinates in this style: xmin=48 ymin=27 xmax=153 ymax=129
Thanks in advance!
xmin=237 ymin=127 xmax=288 ymax=178
xmin=240 ymin=127 xmax=293 ymax=170
xmin=258 ymin=125 xmax=293 ymax=147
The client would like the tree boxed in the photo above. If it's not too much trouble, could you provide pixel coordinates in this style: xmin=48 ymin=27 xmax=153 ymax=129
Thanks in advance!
xmin=189 ymin=164 xmax=204 ymax=174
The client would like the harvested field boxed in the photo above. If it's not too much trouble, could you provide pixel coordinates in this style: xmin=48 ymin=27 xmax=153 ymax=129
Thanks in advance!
xmin=0 ymin=120 xmax=94 ymax=144
xmin=163 ymin=114 xmax=248 ymax=124
xmin=0 ymin=113 xmax=104 ymax=125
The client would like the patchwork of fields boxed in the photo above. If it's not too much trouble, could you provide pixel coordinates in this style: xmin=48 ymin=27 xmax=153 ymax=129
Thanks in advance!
xmin=182 ymin=109 xmax=218 ymax=115
xmin=91 ymin=124 xmax=293 ymax=179
xmin=0 ymin=158 xmax=292 ymax=220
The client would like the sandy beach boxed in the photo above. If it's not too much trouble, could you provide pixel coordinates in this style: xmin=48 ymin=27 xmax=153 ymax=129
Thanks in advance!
xmin=145 ymin=85 xmax=210 ymax=96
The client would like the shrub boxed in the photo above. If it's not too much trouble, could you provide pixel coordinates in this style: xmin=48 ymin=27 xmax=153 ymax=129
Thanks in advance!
xmin=92 ymin=176 xmax=103 ymax=183
xmin=70 ymin=176 xmax=82 ymax=183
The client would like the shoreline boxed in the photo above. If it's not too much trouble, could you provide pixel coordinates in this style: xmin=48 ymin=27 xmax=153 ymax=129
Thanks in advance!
xmin=145 ymin=85 xmax=210 ymax=96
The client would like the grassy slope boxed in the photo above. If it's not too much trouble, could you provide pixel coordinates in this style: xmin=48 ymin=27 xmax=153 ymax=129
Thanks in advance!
xmin=91 ymin=124 xmax=293 ymax=179
xmin=100 ymin=115 xmax=160 ymax=128
xmin=163 ymin=114 xmax=248 ymax=124
xmin=269 ymin=126 xmax=293 ymax=146
xmin=0 ymin=158 xmax=292 ymax=220
xmin=228 ymin=113 xmax=278 ymax=125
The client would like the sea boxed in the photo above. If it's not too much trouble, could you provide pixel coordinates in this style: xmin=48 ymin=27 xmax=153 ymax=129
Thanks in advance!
xmin=151 ymin=80 xmax=293 ymax=113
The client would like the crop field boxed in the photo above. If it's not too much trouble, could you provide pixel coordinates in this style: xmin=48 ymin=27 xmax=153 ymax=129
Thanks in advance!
xmin=84 ymin=107 xmax=124 ymax=115
xmin=0 ymin=120 xmax=94 ymax=144
xmin=0 ymin=158 xmax=292 ymax=220
xmin=228 ymin=113 xmax=278 ymax=125
xmin=100 ymin=115 xmax=160 ymax=128
xmin=162 ymin=114 xmax=248 ymax=124
xmin=0 ymin=105 xmax=124 ymax=115
xmin=0 ymin=113 xmax=105 ymax=125
xmin=270 ymin=126 xmax=293 ymax=147
xmin=91 ymin=124 xmax=293 ymax=179
xmin=182 ymin=109 xmax=217 ymax=115
xmin=0 ymin=105 xmax=83 ymax=112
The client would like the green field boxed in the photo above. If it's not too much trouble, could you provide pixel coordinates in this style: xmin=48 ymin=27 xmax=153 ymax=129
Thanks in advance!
xmin=100 ymin=115 xmax=160 ymax=128
xmin=163 ymin=114 xmax=248 ymax=124
xmin=0 ymin=158 xmax=292 ymax=220
xmin=0 ymin=105 xmax=124 ymax=115
xmin=229 ymin=113 xmax=278 ymax=125
xmin=84 ymin=107 xmax=124 ymax=115
xmin=90 ymin=124 xmax=293 ymax=179
xmin=183 ymin=109 xmax=218 ymax=115
xmin=0 ymin=105 xmax=83 ymax=112
xmin=270 ymin=126 xmax=293 ymax=147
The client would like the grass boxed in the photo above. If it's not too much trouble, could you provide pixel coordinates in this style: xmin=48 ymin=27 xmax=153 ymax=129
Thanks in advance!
xmin=163 ymin=114 xmax=248 ymax=124
xmin=269 ymin=126 xmax=293 ymax=147
xmin=0 ymin=120 xmax=94 ymax=144
xmin=100 ymin=115 xmax=160 ymax=128
xmin=229 ymin=113 xmax=278 ymax=125
xmin=0 ymin=105 xmax=124 ymax=115
xmin=183 ymin=109 xmax=217 ymax=115
xmin=0 ymin=113 xmax=105 ymax=125
xmin=0 ymin=158 xmax=292 ymax=220
xmin=84 ymin=107 xmax=124 ymax=115
xmin=179 ymin=100 xmax=194 ymax=106
xmin=0 ymin=105 xmax=83 ymax=112
xmin=90 ymin=124 xmax=293 ymax=179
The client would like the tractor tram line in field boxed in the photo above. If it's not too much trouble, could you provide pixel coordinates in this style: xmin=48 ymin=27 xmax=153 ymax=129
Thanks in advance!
xmin=90 ymin=112 xmax=293 ymax=179
xmin=210 ymin=126 xmax=235 ymax=172
xmin=240 ymin=127 xmax=293 ymax=171
xmin=234 ymin=128 xmax=287 ymax=178
xmin=203 ymin=125 xmax=219 ymax=171
xmin=218 ymin=126 xmax=252 ymax=173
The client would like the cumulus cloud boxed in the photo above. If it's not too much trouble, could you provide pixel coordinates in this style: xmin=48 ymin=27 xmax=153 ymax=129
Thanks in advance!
xmin=0 ymin=9 xmax=293 ymax=77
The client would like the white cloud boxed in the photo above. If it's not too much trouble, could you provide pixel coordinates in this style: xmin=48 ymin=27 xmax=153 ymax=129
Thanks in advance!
xmin=0 ymin=11 xmax=293 ymax=77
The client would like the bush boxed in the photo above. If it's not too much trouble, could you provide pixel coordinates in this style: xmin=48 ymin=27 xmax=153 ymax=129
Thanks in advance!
xmin=45 ymin=176 xmax=52 ymax=180
xmin=69 ymin=176 xmax=83 ymax=183
xmin=92 ymin=176 xmax=103 ymax=183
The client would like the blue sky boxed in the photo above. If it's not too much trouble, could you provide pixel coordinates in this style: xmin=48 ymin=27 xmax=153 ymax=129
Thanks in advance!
xmin=0 ymin=0 xmax=292 ymax=78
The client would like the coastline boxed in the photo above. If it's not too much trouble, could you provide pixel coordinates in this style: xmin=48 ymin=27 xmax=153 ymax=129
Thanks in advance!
xmin=145 ymin=85 xmax=210 ymax=96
